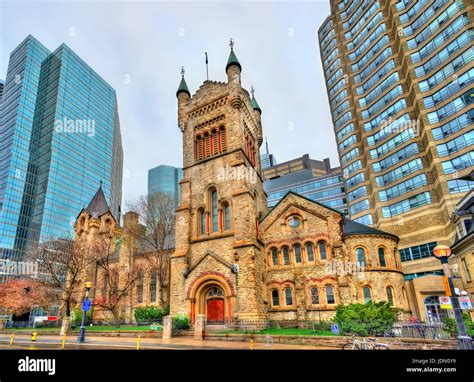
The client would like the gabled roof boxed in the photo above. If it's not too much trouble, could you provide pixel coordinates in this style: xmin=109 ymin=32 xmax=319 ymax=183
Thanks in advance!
xmin=261 ymin=191 xmax=399 ymax=241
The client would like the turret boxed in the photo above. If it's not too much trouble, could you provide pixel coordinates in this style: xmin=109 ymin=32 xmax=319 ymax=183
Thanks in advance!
xmin=226 ymin=39 xmax=242 ymax=109
xmin=176 ymin=66 xmax=191 ymax=132
xmin=251 ymin=86 xmax=263 ymax=146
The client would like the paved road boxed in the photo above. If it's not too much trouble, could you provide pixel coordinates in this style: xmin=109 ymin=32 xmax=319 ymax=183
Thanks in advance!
xmin=0 ymin=334 xmax=332 ymax=350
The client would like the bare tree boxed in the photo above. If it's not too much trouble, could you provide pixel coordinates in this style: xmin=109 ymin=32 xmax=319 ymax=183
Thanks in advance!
xmin=26 ymin=239 xmax=92 ymax=318
xmin=126 ymin=193 xmax=175 ymax=308
xmin=89 ymin=235 xmax=140 ymax=324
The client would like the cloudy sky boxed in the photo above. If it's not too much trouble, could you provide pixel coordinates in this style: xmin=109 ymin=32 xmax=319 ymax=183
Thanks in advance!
xmin=0 ymin=0 xmax=337 ymax=205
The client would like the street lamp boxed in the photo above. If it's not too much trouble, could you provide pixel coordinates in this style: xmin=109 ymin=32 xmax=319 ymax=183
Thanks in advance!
xmin=433 ymin=245 xmax=472 ymax=350
xmin=77 ymin=281 xmax=93 ymax=343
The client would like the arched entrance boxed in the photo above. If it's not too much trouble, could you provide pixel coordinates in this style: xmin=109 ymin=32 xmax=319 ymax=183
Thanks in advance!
xmin=187 ymin=272 xmax=235 ymax=325
xmin=205 ymin=286 xmax=225 ymax=324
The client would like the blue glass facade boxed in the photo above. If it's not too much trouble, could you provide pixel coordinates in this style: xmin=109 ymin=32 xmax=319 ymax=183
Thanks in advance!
xmin=148 ymin=165 xmax=183 ymax=206
xmin=0 ymin=36 xmax=123 ymax=269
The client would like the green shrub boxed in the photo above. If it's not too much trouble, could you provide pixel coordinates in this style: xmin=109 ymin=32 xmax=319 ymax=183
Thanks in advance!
xmin=334 ymin=301 xmax=395 ymax=336
xmin=134 ymin=306 xmax=169 ymax=323
xmin=172 ymin=313 xmax=190 ymax=331
xmin=442 ymin=312 xmax=474 ymax=337
xmin=71 ymin=308 xmax=93 ymax=326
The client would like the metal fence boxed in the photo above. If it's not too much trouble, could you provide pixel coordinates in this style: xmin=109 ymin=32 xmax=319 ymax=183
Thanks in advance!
xmin=209 ymin=319 xmax=452 ymax=339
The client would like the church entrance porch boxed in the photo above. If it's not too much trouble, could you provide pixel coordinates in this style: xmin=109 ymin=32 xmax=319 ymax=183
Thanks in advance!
xmin=187 ymin=272 xmax=236 ymax=328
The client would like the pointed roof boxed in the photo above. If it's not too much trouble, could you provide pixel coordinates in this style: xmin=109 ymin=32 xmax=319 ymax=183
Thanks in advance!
xmin=176 ymin=66 xmax=190 ymax=97
xmin=176 ymin=77 xmax=190 ymax=98
xmin=226 ymin=49 xmax=241 ymax=72
xmin=85 ymin=183 xmax=112 ymax=219
xmin=251 ymin=96 xmax=261 ymax=113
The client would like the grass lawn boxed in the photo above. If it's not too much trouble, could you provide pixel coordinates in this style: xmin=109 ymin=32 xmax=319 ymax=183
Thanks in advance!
xmin=217 ymin=327 xmax=336 ymax=336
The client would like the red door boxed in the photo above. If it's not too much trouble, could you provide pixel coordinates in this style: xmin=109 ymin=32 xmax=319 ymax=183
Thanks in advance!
xmin=207 ymin=298 xmax=224 ymax=323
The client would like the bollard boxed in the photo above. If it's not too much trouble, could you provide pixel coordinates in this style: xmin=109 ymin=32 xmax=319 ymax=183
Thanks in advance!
xmin=31 ymin=331 xmax=37 ymax=342
xmin=249 ymin=338 xmax=254 ymax=350
xmin=9 ymin=333 xmax=14 ymax=347
xmin=61 ymin=333 xmax=67 ymax=350
xmin=136 ymin=335 xmax=140 ymax=350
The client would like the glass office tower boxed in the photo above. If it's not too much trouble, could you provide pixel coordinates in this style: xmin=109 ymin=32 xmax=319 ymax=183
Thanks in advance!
xmin=318 ymin=0 xmax=473 ymax=276
xmin=0 ymin=35 xmax=123 ymax=271
xmin=148 ymin=165 xmax=183 ymax=207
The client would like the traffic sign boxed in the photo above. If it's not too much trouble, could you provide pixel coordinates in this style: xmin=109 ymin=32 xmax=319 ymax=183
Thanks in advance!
xmin=442 ymin=276 xmax=452 ymax=296
xmin=439 ymin=296 xmax=452 ymax=309
xmin=82 ymin=299 xmax=91 ymax=312
xmin=331 ymin=324 xmax=339 ymax=334
xmin=460 ymin=296 xmax=472 ymax=310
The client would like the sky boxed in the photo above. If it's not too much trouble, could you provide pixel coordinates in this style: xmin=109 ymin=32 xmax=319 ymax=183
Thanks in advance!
xmin=0 ymin=0 xmax=337 ymax=206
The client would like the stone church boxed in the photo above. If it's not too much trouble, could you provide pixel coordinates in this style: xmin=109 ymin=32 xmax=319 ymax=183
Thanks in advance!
xmin=169 ymin=43 xmax=410 ymax=325
xmin=72 ymin=43 xmax=410 ymax=325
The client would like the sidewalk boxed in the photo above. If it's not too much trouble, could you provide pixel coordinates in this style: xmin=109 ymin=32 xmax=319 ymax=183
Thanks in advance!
xmin=0 ymin=333 xmax=332 ymax=350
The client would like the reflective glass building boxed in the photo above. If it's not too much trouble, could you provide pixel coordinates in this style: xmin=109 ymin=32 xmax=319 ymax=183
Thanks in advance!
xmin=148 ymin=165 xmax=183 ymax=206
xmin=318 ymin=0 xmax=473 ymax=276
xmin=0 ymin=35 xmax=123 ymax=270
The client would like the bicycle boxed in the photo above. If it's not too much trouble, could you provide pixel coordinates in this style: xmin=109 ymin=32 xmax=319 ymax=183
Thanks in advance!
xmin=342 ymin=334 xmax=389 ymax=350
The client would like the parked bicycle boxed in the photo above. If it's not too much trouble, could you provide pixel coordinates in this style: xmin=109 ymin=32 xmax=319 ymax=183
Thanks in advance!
xmin=342 ymin=335 xmax=389 ymax=350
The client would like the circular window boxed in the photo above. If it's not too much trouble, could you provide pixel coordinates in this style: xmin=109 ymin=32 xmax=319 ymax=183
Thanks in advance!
xmin=288 ymin=216 xmax=301 ymax=228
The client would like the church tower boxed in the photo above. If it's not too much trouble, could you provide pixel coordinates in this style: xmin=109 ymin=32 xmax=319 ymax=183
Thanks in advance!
xmin=170 ymin=41 xmax=268 ymax=323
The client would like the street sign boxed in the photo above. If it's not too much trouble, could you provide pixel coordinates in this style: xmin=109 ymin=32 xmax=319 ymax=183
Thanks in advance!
xmin=460 ymin=296 xmax=472 ymax=310
xmin=82 ymin=299 xmax=91 ymax=312
xmin=331 ymin=324 xmax=339 ymax=335
xmin=439 ymin=296 xmax=452 ymax=309
xmin=442 ymin=276 xmax=452 ymax=296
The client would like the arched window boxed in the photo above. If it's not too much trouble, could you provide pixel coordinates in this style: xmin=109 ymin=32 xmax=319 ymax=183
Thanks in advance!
xmin=386 ymin=286 xmax=394 ymax=306
xmin=285 ymin=288 xmax=293 ymax=305
xmin=356 ymin=248 xmax=367 ymax=267
xmin=294 ymin=245 xmax=302 ymax=263
xmin=210 ymin=189 xmax=218 ymax=232
xmin=272 ymin=289 xmax=279 ymax=306
xmin=363 ymin=286 xmax=372 ymax=304
xmin=310 ymin=287 xmax=319 ymax=305
xmin=326 ymin=285 xmax=335 ymax=304
xmin=319 ymin=241 xmax=327 ymax=260
xmin=211 ymin=129 xmax=218 ymax=155
xmin=219 ymin=126 xmax=227 ymax=152
xmin=306 ymin=243 xmax=314 ymax=262
xmin=195 ymin=135 xmax=203 ymax=160
xmin=204 ymin=132 xmax=211 ymax=158
xmin=150 ymin=272 xmax=157 ymax=303
xmin=198 ymin=208 xmax=206 ymax=235
xmin=223 ymin=202 xmax=230 ymax=230
xmin=136 ymin=271 xmax=144 ymax=304
xmin=378 ymin=248 xmax=387 ymax=267
xmin=282 ymin=247 xmax=290 ymax=265
xmin=271 ymin=248 xmax=278 ymax=266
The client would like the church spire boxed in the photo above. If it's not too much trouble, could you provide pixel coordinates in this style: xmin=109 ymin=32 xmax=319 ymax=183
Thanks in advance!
xmin=250 ymin=86 xmax=262 ymax=114
xmin=226 ymin=38 xmax=242 ymax=73
xmin=176 ymin=66 xmax=191 ymax=98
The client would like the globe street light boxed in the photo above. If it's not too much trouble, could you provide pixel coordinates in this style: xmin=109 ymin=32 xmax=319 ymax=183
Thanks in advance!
xmin=433 ymin=245 xmax=472 ymax=350
xmin=77 ymin=281 xmax=93 ymax=343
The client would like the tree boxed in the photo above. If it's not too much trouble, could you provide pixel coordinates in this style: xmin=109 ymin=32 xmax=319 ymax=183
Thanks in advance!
xmin=26 ymin=238 xmax=92 ymax=318
xmin=88 ymin=234 xmax=140 ymax=324
xmin=0 ymin=279 xmax=57 ymax=316
xmin=126 ymin=193 xmax=175 ymax=308
xmin=334 ymin=301 xmax=395 ymax=336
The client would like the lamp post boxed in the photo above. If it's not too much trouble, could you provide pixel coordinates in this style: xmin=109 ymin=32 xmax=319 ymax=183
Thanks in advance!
xmin=433 ymin=245 xmax=472 ymax=350
xmin=77 ymin=281 xmax=93 ymax=343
